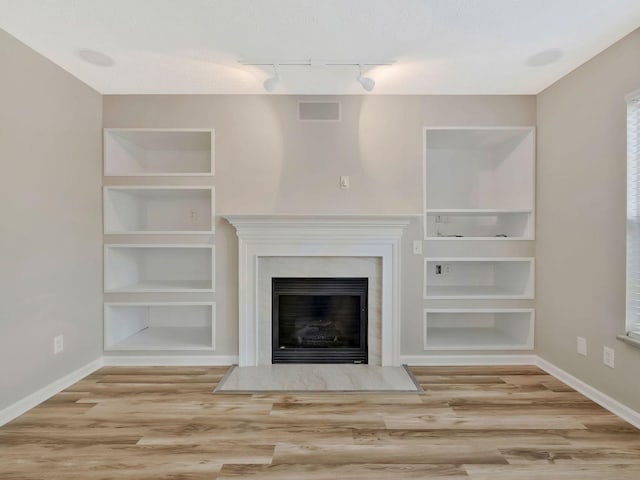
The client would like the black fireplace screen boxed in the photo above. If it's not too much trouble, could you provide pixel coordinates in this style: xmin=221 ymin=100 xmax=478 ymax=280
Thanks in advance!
xmin=272 ymin=277 xmax=368 ymax=364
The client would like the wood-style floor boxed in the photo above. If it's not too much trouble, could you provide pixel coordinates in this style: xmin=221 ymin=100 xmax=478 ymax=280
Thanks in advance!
xmin=1 ymin=365 xmax=640 ymax=479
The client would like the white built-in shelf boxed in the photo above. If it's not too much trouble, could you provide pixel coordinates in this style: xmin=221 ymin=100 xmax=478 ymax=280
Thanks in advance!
xmin=104 ymin=186 xmax=215 ymax=234
xmin=104 ymin=129 xmax=214 ymax=176
xmin=423 ymin=309 xmax=534 ymax=350
xmin=104 ymin=303 xmax=215 ymax=351
xmin=424 ymin=257 xmax=534 ymax=299
xmin=104 ymin=244 xmax=214 ymax=292
xmin=425 ymin=209 xmax=533 ymax=240
xmin=424 ymin=127 xmax=535 ymax=212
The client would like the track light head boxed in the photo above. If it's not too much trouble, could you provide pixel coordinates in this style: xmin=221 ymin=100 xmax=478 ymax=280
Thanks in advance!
xmin=263 ymin=64 xmax=279 ymax=92
xmin=356 ymin=65 xmax=375 ymax=92
xmin=357 ymin=74 xmax=375 ymax=92
xmin=263 ymin=76 xmax=278 ymax=92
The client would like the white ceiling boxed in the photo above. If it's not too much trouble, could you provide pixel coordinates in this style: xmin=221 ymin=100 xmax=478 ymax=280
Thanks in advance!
xmin=1 ymin=0 xmax=640 ymax=95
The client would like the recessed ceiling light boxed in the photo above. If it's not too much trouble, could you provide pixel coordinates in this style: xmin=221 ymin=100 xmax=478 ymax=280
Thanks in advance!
xmin=77 ymin=49 xmax=115 ymax=67
xmin=526 ymin=49 xmax=563 ymax=67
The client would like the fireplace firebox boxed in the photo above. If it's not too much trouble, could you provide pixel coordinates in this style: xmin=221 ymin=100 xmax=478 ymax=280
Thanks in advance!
xmin=272 ymin=278 xmax=368 ymax=364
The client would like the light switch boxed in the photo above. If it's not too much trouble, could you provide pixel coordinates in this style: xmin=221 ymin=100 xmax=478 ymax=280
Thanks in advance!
xmin=412 ymin=240 xmax=423 ymax=255
xmin=340 ymin=176 xmax=349 ymax=189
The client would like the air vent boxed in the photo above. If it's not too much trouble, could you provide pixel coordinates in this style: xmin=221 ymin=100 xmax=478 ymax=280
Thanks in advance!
xmin=298 ymin=101 xmax=341 ymax=122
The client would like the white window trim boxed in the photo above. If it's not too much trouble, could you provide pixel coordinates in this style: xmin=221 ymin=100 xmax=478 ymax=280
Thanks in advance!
xmin=624 ymin=88 xmax=640 ymax=347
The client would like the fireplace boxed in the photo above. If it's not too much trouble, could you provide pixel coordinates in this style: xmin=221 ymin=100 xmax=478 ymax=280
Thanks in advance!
xmin=272 ymin=278 xmax=368 ymax=364
xmin=223 ymin=214 xmax=412 ymax=366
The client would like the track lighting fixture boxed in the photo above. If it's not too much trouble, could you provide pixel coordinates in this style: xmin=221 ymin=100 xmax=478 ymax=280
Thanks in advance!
xmin=263 ymin=64 xmax=279 ymax=92
xmin=240 ymin=59 xmax=393 ymax=93
xmin=356 ymin=65 xmax=375 ymax=92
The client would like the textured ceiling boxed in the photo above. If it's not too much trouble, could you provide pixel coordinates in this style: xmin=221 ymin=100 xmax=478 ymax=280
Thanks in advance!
xmin=1 ymin=0 xmax=640 ymax=94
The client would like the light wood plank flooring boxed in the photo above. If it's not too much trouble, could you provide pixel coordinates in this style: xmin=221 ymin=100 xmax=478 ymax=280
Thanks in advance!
xmin=1 ymin=365 xmax=640 ymax=479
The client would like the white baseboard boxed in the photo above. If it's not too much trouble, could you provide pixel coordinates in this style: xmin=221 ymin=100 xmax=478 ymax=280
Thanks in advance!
xmin=102 ymin=355 xmax=238 ymax=366
xmin=0 ymin=357 xmax=104 ymax=427
xmin=400 ymin=354 xmax=538 ymax=366
xmin=535 ymin=356 xmax=640 ymax=430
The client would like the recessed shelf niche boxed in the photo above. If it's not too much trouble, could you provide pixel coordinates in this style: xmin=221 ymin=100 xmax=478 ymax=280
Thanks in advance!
xmin=104 ymin=129 xmax=213 ymax=176
xmin=424 ymin=257 xmax=534 ymax=299
xmin=425 ymin=209 xmax=533 ymax=240
xmin=423 ymin=309 xmax=534 ymax=350
xmin=104 ymin=244 xmax=214 ymax=292
xmin=104 ymin=303 xmax=215 ymax=351
xmin=424 ymin=127 xmax=535 ymax=211
xmin=104 ymin=186 xmax=215 ymax=234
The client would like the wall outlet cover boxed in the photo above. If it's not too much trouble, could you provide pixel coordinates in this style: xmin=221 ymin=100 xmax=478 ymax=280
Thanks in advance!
xmin=603 ymin=346 xmax=615 ymax=368
xmin=54 ymin=335 xmax=64 ymax=355
xmin=412 ymin=240 xmax=423 ymax=255
xmin=577 ymin=336 xmax=587 ymax=356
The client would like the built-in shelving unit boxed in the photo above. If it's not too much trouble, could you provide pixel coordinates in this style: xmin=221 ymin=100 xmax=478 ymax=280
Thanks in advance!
xmin=103 ymin=127 xmax=216 ymax=358
xmin=104 ymin=129 xmax=214 ymax=176
xmin=424 ymin=257 xmax=534 ymax=299
xmin=104 ymin=302 xmax=215 ymax=351
xmin=423 ymin=309 xmax=534 ymax=350
xmin=104 ymin=245 xmax=214 ymax=293
xmin=104 ymin=186 xmax=215 ymax=234
xmin=421 ymin=126 xmax=536 ymax=353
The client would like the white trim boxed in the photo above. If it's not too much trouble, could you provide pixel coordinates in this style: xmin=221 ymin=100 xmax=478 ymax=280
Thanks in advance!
xmin=426 ymin=237 xmax=533 ymax=242
xmin=0 ymin=357 xmax=104 ymax=427
xmin=625 ymin=88 xmax=640 ymax=104
xmin=535 ymin=356 xmax=640 ymax=429
xmin=224 ymin=214 xmax=413 ymax=367
xmin=422 ymin=127 xmax=428 ymax=239
xmin=424 ymin=256 xmax=535 ymax=261
xmin=425 ymin=209 xmax=533 ymax=214
xmin=102 ymin=355 xmax=238 ymax=366
xmin=104 ymin=243 xmax=214 ymax=248
xmin=400 ymin=354 xmax=537 ymax=366
xmin=105 ymin=128 xmax=213 ymax=132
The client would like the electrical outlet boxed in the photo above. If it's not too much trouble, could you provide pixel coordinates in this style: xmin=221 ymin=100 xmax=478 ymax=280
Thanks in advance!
xmin=54 ymin=335 xmax=64 ymax=355
xmin=435 ymin=264 xmax=451 ymax=275
xmin=577 ymin=336 xmax=587 ymax=356
xmin=412 ymin=240 xmax=423 ymax=255
xmin=603 ymin=346 xmax=615 ymax=368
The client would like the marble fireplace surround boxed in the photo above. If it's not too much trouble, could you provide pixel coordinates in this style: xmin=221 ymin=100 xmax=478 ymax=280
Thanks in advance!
xmin=224 ymin=215 xmax=413 ymax=367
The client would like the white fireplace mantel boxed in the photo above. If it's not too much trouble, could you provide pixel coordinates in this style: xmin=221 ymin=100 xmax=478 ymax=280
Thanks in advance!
xmin=224 ymin=214 xmax=415 ymax=366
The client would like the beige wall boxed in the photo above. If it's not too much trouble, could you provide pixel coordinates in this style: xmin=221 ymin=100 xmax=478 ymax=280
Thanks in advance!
xmin=103 ymin=95 xmax=536 ymax=359
xmin=537 ymin=28 xmax=640 ymax=411
xmin=0 ymin=30 xmax=103 ymax=409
